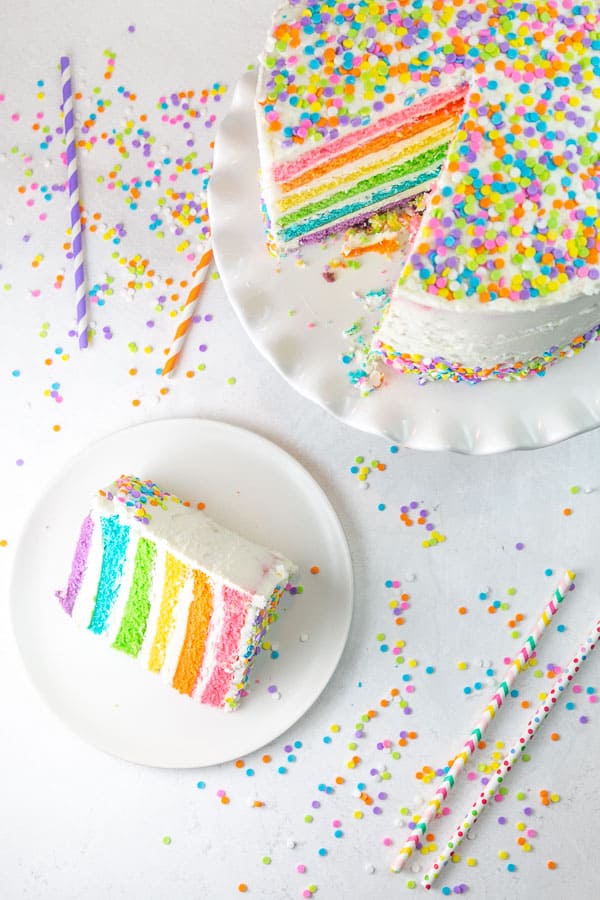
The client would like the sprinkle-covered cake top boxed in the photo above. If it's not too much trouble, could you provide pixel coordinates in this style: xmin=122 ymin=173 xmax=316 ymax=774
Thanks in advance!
xmin=98 ymin=475 xmax=185 ymax=525
xmin=258 ymin=0 xmax=600 ymax=306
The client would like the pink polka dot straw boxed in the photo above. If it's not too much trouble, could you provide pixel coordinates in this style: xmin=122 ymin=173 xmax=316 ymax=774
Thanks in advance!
xmin=392 ymin=569 xmax=575 ymax=873
xmin=423 ymin=616 xmax=600 ymax=889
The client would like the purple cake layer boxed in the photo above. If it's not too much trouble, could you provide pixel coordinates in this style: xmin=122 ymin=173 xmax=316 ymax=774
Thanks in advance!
xmin=298 ymin=197 xmax=421 ymax=246
xmin=55 ymin=513 xmax=94 ymax=615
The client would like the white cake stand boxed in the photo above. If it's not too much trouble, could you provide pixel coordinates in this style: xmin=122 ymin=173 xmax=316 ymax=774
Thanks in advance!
xmin=208 ymin=71 xmax=600 ymax=454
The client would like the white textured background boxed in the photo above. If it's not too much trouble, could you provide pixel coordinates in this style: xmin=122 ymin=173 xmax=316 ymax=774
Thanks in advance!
xmin=1 ymin=2 xmax=599 ymax=899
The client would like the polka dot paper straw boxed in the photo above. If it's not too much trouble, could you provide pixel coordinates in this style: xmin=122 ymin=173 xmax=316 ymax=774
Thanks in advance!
xmin=423 ymin=616 xmax=600 ymax=889
xmin=161 ymin=243 xmax=213 ymax=376
xmin=392 ymin=569 xmax=575 ymax=872
xmin=60 ymin=56 xmax=88 ymax=350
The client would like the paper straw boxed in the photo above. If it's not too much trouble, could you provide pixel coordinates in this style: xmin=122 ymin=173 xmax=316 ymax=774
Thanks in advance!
xmin=60 ymin=56 xmax=88 ymax=350
xmin=392 ymin=569 xmax=575 ymax=873
xmin=423 ymin=616 xmax=600 ymax=889
xmin=161 ymin=244 xmax=213 ymax=376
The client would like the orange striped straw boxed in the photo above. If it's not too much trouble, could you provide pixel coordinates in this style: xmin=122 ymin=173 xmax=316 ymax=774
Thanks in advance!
xmin=161 ymin=243 xmax=213 ymax=376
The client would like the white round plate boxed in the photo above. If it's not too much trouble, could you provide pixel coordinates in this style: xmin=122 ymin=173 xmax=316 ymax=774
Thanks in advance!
xmin=10 ymin=419 xmax=353 ymax=768
xmin=208 ymin=72 xmax=600 ymax=454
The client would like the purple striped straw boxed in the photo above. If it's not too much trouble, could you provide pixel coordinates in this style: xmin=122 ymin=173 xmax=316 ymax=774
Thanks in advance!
xmin=60 ymin=56 xmax=88 ymax=349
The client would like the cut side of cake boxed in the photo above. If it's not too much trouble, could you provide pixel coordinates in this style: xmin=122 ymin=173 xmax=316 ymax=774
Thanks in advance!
xmin=259 ymin=83 xmax=467 ymax=248
xmin=256 ymin=1 xmax=600 ymax=383
xmin=56 ymin=475 xmax=297 ymax=711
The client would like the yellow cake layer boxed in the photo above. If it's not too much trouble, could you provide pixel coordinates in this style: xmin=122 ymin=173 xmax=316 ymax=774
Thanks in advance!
xmin=277 ymin=118 xmax=459 ymax=214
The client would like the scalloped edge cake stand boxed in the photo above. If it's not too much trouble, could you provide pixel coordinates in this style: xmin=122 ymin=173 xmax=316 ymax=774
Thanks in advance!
xmin=208 ymin=71 xmax=600 ymax=454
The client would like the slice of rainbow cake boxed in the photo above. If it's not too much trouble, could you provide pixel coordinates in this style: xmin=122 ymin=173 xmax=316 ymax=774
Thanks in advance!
xmin=56 ymin=475 xmax=297 ymax=711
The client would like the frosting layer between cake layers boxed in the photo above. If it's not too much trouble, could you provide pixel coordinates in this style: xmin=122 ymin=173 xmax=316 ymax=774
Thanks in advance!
xmin=256 ymin=0 xmax=600 ymax=381
xmin=260 ymin=85 xmax=467 ymax=246
xmin=56 ymin=476 xmax=297 ymax=710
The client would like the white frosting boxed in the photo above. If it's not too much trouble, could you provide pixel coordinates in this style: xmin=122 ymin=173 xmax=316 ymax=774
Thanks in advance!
xmin=224 ymin=591 xmax=280 ymax=704
xmin=160 ymin=574 xmax=195 ymax=688
xmin=378 ymin=287 xmax=600 ymax=369
xmin=103 ymin=536 xmax=138 ymax=645
xmin=191 ymin=577 xmax=226 ymax=701
xmin=137 ymin=543 xmax=168 ymax=668
xmin=94 ymin=477 xmax=297 ymax=600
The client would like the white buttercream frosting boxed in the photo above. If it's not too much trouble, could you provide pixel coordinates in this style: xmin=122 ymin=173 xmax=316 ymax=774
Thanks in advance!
xmin=377 ymin=288 xmax=600 ymax=370
xmin=94 ymin=476 xmax=297 ymax=600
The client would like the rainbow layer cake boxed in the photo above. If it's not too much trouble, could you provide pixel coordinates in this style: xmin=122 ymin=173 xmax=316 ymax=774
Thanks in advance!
xmin=56 ymin=475 xmax=297 ymax=711
xmin=256 ymin=0 xmax=600 ymax=383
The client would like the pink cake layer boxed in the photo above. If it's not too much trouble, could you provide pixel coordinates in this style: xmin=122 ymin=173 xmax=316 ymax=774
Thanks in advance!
xmin=271 ymin=85 xmax=467 ymax=184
